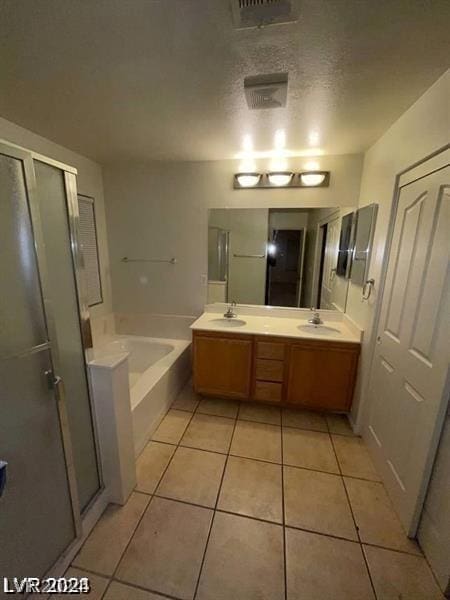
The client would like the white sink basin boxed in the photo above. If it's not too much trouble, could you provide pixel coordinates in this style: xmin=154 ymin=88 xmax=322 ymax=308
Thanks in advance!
xmin=209 ymin=318 xmax=247 ymax=328
xmin=298 ymin=324 xmax=341 ymax=335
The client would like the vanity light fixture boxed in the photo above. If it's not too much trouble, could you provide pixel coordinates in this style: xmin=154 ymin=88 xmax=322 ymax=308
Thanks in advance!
xmin=267 ymin=171 xmax=293 ymax=186
xmin=235 ymin=173 xmax=261 ymax=187
xmin=299 ymin=171 xmax=327 ymax=187
xmin=234 ymin=170 xmax=330 ymax=189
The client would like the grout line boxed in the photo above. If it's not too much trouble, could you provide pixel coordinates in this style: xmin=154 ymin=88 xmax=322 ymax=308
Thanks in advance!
xmin=112 ymin=576 xmax=185 ymax=600
xmin=104 ymin=403 xmax=199 ymax=595
xmin=328 ymin=422 xmax=379 ymax=600
xmin=86 ymin=393 xmax=423 ymax=599
xmin=280 ymin=417 xmax=288 ymax=600
xmin=192 ymin=399 xmax=240 ymax=600
xmin=150 ymin=439 xmax=382 ymax=483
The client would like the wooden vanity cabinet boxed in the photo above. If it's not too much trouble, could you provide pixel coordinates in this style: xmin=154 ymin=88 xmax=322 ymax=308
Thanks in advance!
xmin=193 ymin=331 xmax=253 ymax=399
xmin=286 ymin=340 xmax=360 ymax=411
xmin=192 ymin=331 xmax=360 ymax=411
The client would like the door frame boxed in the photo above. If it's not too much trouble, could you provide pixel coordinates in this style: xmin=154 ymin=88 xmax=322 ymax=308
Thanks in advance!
xmin=360 ymin=143 xmax=450 ymax=535
xmin=311 ymin=209 xmax=340 ymax=309
xmin=34 ymin=156 xmax=105 ymax=514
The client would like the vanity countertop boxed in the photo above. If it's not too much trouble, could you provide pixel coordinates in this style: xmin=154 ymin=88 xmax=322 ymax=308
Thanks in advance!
xmin=191 ymin=306 xmax=362 ymax=344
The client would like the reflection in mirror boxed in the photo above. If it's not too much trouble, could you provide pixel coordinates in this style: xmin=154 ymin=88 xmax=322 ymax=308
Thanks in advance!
xmin=351 ymin=203 xmax=378 ymax=286
xmin=207 ymin=207 xmax=356 ymax=312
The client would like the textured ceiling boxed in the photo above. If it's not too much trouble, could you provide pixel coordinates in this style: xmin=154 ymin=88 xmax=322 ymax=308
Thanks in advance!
xmin=0 ymin=0 xmax=449 ymax=163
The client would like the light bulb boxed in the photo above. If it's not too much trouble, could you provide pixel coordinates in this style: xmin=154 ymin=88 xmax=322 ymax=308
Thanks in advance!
xmin=300 ymin=172 xmax=326 ymax=187
xmin=268 ymin=172 xmax=293 ymax=186
xmin=236 ymin=173 xmax=261 ymax=187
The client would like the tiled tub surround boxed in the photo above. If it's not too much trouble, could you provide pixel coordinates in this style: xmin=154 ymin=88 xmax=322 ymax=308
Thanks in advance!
xmin=67 ymin=382 xmax=443 ymax=600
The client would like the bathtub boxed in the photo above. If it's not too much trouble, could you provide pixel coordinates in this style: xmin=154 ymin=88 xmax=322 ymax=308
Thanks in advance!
xmin=89 ymin=335 xmax=191 ymax=457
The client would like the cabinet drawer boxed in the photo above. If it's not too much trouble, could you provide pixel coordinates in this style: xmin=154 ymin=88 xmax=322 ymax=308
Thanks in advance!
xmin=255 ymin=359 xmax=284 ymax=382
xmin=253 ymin=381 xmax=282 ymax=403
xmin=256 ymin=341 xmax=285 ymax=361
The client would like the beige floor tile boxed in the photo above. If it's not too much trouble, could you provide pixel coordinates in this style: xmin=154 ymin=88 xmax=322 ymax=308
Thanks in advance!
xmin=286 ymin=528 xmax=375 ymax=600
xmin=197 ymin=512 xmax=284 ymax=600
xmin=171 ymin=381 xmax=200 ymax=412
xmin=151 ymin=409 xmax=192 ymax=444
xmin=117 ymin=497 xmax=212 ymax=600
xmin=218 ymin=456 xmax=283 ymax=523
xmin=181 ymin=413 xmax=235 ymax=453
xmin=51 ymin=567 xmax=109 ymax=600
xmin=104 ymin=581 xmax=167 ymax=600
xmin=344 ymin=478 xmax=421 ymax=554
xmin=282 ymin=408 xmax=328 ymax=432
xmin=326 ymin=413 xmax=355 ymax=436
xmin=239 ymin=402 xmax=281 ymax=425
xmin=230 ymin=420 xmax=282 ymax=463
xmin=284 ymin=467 xmax=357 ymax=540
xmin=157 ymin=446 xmax=226 ymax=507
xmin=197 ymin=397 xmax=239 ymax=418
xmin=332 ymin=435 xmax=380 ymax=480
xmin=283 ymin=428 xmax=339 ymax=473
xmin=364 ymin=545 xmax=443 ymax=600
xmin=136 ymin=441 xmax=176 ymax=494
xmin=73 ymin=492 xmax=150 ymax=576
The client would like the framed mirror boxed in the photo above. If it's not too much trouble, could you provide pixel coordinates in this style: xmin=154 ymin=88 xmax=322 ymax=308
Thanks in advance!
xmin=208 ymin=207 xmax=356 ymax=312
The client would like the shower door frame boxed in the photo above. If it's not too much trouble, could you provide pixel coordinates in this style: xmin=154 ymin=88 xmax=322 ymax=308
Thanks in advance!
xmin=32 ymin=150 xmax=105 ymax=514
xmin=0 ymin=140 xmax=104 ymax=526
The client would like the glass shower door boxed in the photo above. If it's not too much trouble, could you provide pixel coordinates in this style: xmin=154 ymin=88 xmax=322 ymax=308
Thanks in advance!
xmin=0 ymin=146 xmax=77 ymax=578
xmin=34 ymin=160 xmax=100 ymax=511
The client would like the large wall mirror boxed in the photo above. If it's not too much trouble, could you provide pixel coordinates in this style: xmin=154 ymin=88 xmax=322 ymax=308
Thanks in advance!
xmin=208 ymin=207 xmax=356 ymax=312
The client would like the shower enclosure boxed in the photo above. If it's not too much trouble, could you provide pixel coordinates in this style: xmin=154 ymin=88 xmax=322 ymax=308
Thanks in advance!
xmin=0 ymin=142 xmax=101 ymax=579
xmin=207 ymin=227 xmax=229 ymax=303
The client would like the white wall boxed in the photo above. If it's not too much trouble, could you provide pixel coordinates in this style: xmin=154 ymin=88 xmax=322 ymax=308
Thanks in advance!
xmin=104 ymin=154 xmax=363 ymax=317
xmin=0 ymin=116 xmax=112 ymax=320
xmin=348 ymin=70 xmax=449 ymax=427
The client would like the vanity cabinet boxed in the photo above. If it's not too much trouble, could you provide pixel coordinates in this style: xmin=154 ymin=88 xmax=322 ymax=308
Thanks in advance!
xmin=193 ymin=331 xmax=360 ymax=411
xmin=193 ymin=332 xmax=253 ymax=399
xmin=286 ymin=341 xmax=360 ymax=411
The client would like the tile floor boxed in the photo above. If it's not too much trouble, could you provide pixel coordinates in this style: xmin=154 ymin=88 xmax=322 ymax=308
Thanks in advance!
xmin=66 ymin=380 xmax=443 ymax=600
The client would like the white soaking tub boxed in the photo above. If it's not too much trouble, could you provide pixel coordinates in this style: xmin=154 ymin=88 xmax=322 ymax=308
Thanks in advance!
xmin=89 ymin=335 xmax=191 ymax=457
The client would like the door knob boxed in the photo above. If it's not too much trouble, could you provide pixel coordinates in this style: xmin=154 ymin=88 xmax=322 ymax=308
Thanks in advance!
xmin=376 ymin=336 xmax=382 ymax=344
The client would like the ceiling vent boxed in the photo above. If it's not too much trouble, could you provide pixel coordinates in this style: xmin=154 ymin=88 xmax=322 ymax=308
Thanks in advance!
xmin=244 ymin=73 xmax=288 ymax=109
xmin=231 ymin=0 xmax=299 ymax=29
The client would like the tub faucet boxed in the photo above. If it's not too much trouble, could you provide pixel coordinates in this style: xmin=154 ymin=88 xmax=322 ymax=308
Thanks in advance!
xmin=308 ymin=308 xmax=323 ymax=325
xmin=224 ymin=301 xmax=237 ymax=319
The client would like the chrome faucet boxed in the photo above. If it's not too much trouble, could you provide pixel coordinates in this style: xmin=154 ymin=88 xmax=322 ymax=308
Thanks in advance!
xmin=308 ymin=308 xmax=323 ymax=325
xmin=224 ymin=301 xmax=237 ymax=319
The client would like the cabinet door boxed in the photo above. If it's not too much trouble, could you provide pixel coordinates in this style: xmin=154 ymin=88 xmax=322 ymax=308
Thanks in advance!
xmin=287 ymin=343 xmax=359 ymax=411
xmin=194 ymin=335 xmax=253 ymax=399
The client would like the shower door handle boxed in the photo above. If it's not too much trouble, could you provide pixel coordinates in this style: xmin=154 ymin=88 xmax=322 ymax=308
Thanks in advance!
xmin=44 ymin=370 xmax=62 ymax=390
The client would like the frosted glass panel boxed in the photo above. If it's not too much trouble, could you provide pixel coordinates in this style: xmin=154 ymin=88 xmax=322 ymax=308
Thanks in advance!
xmin=0 ymin=351 xmax=75 ymax=578
xmin=34 ymin=160 xmax=100 ymax=510
xmin=78 ymin=196 xmax=103 ymax=306
xmin=0 ymin=155 xmax=47 ymax=356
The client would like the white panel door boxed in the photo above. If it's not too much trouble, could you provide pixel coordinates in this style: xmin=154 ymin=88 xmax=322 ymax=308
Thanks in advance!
xmin=366 ymin=165 xmax=449 ymax=534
